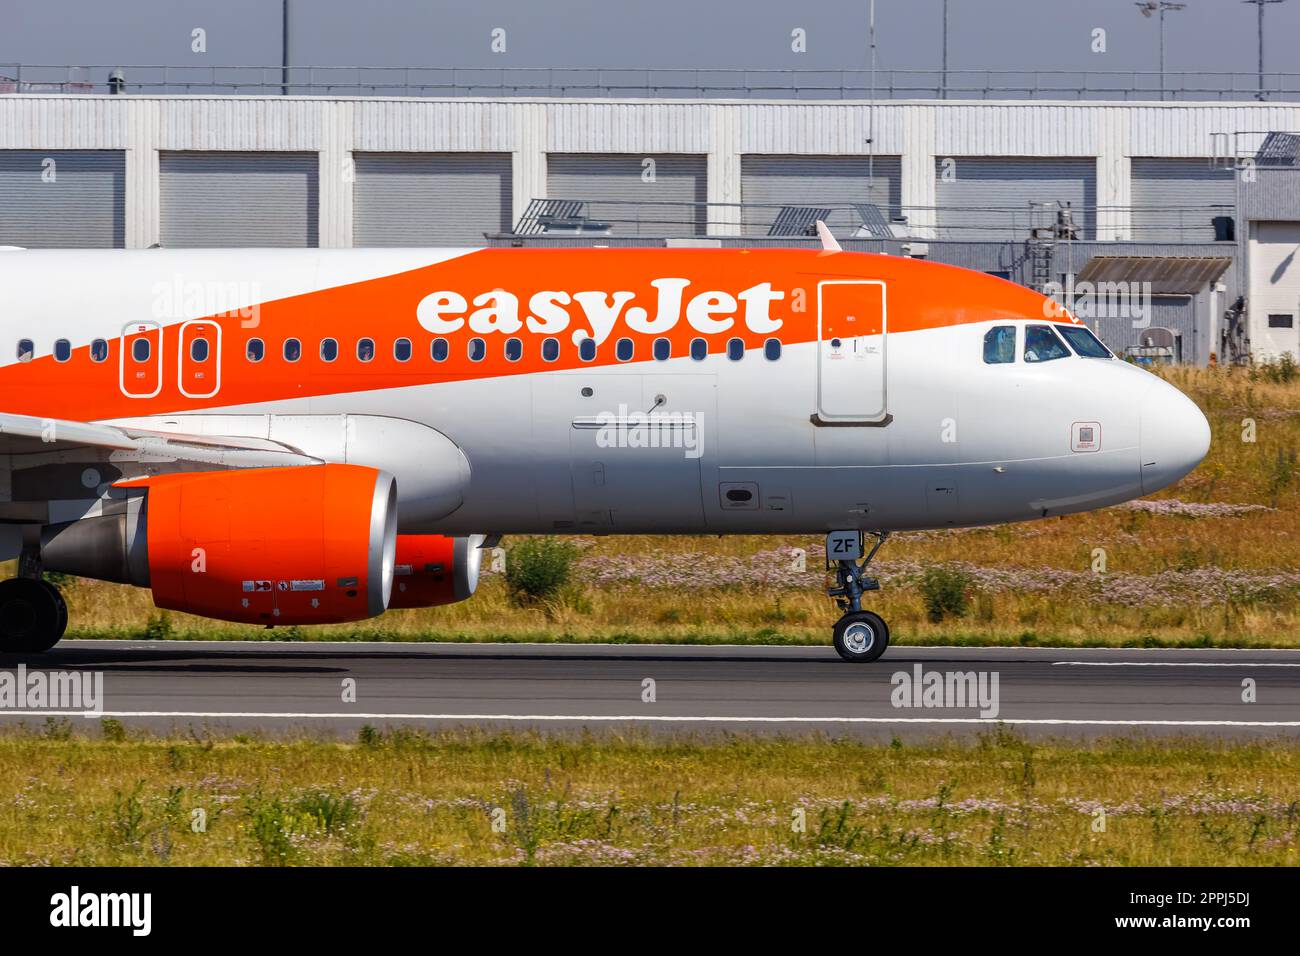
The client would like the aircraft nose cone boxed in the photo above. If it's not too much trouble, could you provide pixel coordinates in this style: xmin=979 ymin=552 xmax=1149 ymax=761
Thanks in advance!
xmin=1140 ymin=380 xmax=1211 ymax=495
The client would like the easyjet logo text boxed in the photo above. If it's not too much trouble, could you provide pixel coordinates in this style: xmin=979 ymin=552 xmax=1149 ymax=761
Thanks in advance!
xmin=416 ymin=279 xmax=786 ymax=344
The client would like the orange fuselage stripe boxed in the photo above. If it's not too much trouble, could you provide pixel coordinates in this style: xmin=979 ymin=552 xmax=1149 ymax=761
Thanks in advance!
xmin=1 ymin=248 xmax=1057 ymax=420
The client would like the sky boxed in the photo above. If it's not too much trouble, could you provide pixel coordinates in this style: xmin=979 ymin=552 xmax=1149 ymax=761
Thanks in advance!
xmin=1 ymin=0 xmax=1298 ymax=88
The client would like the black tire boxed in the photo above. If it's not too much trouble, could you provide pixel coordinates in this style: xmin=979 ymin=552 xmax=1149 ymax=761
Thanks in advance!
xmin=39 ymin=580 xmax=69 ymax=643
xmin=0 ymin=578 xmax=65 ymax=653
xmin=832 ymin=611 xmax=890 ymax=662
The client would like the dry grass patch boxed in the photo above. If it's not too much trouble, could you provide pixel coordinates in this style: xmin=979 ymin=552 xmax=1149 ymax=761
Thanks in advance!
xmin=1 ymin=726 xmax=1297 ymax=866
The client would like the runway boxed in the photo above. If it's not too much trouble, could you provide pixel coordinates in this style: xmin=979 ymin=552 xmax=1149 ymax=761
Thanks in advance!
xmin=1 ymin=640 xmax=1299 ymax=740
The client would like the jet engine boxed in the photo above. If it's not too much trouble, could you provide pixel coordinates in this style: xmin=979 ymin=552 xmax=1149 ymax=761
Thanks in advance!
xmin=387 ymin=533 xmax=484 ymax=608
xmin=40 ymin=464 xmax=397 ymax=625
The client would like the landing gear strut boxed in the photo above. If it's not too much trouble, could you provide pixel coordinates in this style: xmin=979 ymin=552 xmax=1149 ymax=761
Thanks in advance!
xmin=827 ymin=531 xmax=890 ymax=662
xmin=0 ymin=549 xmax=67 ymax=653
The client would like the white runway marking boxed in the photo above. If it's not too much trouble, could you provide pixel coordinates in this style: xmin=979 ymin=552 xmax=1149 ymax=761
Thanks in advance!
xmin=3 ymin=710 xmax=1300 ymax=728
xmin=1051 ymin=661 xmax=1300 ymax=668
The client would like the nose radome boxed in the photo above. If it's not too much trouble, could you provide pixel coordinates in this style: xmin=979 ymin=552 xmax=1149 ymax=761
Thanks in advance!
xmin=1140 ymin=380 xmax=1211 ymax=495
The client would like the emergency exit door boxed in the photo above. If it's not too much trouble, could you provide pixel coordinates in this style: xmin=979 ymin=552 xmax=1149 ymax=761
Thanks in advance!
xmin=816 ymin=280 xmax=887 ymax=423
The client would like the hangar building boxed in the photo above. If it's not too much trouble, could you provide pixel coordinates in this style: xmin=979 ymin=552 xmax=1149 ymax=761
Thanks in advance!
xmin=1 ymin=75 xmax=1298 ymax=365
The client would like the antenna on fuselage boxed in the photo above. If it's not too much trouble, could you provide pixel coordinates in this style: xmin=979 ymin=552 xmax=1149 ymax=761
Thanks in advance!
xmin=815 ymin=219 xmax=842 ymax=252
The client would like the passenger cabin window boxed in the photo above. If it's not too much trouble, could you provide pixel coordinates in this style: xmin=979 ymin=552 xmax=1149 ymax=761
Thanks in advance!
xmin=468 ymin=338 xmax=486 ymax=362
xmin=983 ymin=326 xmax=1016 ymax=364
xmin=394 ymin=338 xmax=412 ymax=362
xmin=320 ymin=338 xmax=338 ymax=362
xmin=578 ymin=337 xmax=597 ymax=362
xmin=616 ymin=338 xmax=634 ymax=362
xmin=764 ymin=338 xmax=782 ymax=361
xmin=505 ymin=337 xmax=523 ymax=362
xmin=283 ymin=338 xmax=301 ymax=362
xmin=132 ymin=339 xmax=151 ymax=363
xmin=90 ymin=339 xmax=109 ymax=363
xmin=54 ymin=339 xmax=71 ymax=362
xmin=357 ymin=338 xmax=375 ymax=362
xmin=431 ymin=338 xmax=449 ymax=362
xmin=190 ymin=339 xmax=209 ymax=362
xmin=16 ymin=339 xmax=33 ymax=362
xmin=653 ymin=338 xmax=671 ymax=361
xmin=727 ymin=338 xmax=745 ymax=361
xmin=542 ymin=338 xmax=560 ymax=362
xmin=1055 ymin=324 xmax=1112 ymax=358
xmin=689 ymin=338 xmax=708 ymax=361
xmin=246 ymin=338 xmax=264 ymax=363
xmin=1023 ymin=325 xmax=1070 ymax=363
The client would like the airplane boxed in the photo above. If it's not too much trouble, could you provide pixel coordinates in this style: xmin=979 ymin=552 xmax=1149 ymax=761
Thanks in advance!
xmin=0 ymin=229 xmax=1210 ymax=662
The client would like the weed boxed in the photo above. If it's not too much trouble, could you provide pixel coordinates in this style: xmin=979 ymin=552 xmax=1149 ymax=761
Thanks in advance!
xmin=920 ymin=565 xmax=971 ymax=623
xmin=505 ymin=538 xmax=578 ymax=607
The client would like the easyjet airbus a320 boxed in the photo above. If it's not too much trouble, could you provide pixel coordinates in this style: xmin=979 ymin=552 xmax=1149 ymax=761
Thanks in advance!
xmin=0 ymin=235 xmax=1209 ymax=661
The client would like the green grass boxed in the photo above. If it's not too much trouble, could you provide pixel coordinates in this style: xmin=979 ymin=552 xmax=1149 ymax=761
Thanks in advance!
xmin=1 ymin=726 xmax=1298 ymax=866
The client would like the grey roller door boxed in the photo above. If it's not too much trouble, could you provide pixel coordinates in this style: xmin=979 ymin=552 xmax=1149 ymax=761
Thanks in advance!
xmin=0 ymin=150 xmax=124 ymax=248
xmin=547 ymin=153 xmax=707 ymax=237
xmin=161 ymin=151 xmax=318 ymax=247
xmin=1094 ymin=295 xmax=1196 ymax=363
xmin=935 ymin=158 xmax=1096 ymax=240
xmin=1131 ymin=159 xmax=1235 ymax=242
xmin=740 ymin=155 xmax=901 ymax=237
xmin=354 ymin=152 xmax=513 ymax=247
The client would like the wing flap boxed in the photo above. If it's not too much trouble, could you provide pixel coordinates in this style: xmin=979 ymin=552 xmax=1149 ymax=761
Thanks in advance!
xmin=0 ymin=411 xmax=323 ymax=471
xmin=0 ymin=413 xmax=140 ymax=452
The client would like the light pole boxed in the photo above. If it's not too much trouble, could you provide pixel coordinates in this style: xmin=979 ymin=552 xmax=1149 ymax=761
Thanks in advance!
xmin=867 ymin=0 xmax=876 ymax=190
xmin=1242 ymin=0 xmax=1286 ymax=101
xmin=1135 ymin=1 xmax=1186 ymax=100
xmin=941 ymin=0 xmax=949 ymax=100
xmin=281 ymin=0 xmax=291 ymax=96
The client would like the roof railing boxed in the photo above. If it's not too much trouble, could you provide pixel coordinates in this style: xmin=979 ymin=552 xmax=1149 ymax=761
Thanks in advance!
xmin=507 ymin=197 xmax=1238 ymax=243
xmin=2 ymin=65 xmax=1300 ymax=101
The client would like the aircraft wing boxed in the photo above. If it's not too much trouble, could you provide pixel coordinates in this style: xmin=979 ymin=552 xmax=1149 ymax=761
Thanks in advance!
xmin=0 ymin=412 xmax=325 ymax=525
xmin=0 ymin=411 xmax=322 ymax=467
xmin=0 ymin=410 xmax=466 ymax=541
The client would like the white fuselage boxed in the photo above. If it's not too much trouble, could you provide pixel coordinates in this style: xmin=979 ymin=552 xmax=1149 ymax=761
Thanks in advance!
xmin=0 ymin=247 xmax=1211 ymax=540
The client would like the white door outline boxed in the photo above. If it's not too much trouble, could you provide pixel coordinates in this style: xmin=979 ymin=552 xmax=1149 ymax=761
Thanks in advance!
xmin=178 ymin=320 xmax=223 ymax=399
xmin=119 ymin=321 xmax=163 ymax=399
xmin=816 ymin=279 xmax=888 ymax=423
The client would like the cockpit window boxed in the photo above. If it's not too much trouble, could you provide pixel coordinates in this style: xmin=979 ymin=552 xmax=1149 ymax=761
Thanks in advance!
xmin=1055 ymin=324 xmax=1112 ymax=358
xmin=983 ymin=325 xmax=1016 ymax=364
xmin=1024 ymin=325 xmax=1070 ymax=363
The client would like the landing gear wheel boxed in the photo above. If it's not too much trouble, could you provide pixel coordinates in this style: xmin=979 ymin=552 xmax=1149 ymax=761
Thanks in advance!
xmin=832 ymin=611 xmax=889 ymax=663
xmin=39 ymin=580 xmax=69 ymax=644
xmin=0 ymin=578 xmax=65 ymax=653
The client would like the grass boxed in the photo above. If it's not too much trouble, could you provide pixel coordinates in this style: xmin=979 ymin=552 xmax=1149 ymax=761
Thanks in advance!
xmin=20 ymin=364 xmax=1300 ymax=648
xmin=1 ymin=725 xmax=1298 ymax=866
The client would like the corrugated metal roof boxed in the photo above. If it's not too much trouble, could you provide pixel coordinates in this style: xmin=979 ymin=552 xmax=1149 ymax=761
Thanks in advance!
xmin=1256 ymin=132 xmax=1300 ymax=167
xmin=1075 ymin=255 xmax=1231 ymax=294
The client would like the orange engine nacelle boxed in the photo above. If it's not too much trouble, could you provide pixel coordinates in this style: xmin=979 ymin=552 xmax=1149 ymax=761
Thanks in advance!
xmin=387 ymin=534 xmax=484 ymax=609
xmin=41 ymin=464 xmax=397 ymax=626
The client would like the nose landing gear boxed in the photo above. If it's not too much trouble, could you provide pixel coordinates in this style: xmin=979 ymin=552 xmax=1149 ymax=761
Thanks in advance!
xmin=827 ymin=531 xmax=890 ymax=662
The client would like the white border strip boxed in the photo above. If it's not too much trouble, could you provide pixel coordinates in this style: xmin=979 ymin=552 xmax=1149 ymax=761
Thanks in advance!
xmin=1052 ymin=661 xmax=1300 ymax=668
